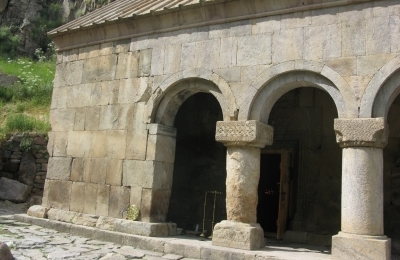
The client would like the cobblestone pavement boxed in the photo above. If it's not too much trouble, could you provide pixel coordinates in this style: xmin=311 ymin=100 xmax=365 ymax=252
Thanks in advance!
xmin=0 ymin=214 xmax=195 ymax=260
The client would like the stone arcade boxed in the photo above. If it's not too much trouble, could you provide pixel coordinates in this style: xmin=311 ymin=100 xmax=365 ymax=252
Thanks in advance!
xmin=27 ymin=0 xmax=400 ymax=259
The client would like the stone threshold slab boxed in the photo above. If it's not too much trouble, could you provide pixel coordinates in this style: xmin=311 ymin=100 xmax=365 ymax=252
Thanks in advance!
xmin=15 ymin=214 xmax=331 ymax=260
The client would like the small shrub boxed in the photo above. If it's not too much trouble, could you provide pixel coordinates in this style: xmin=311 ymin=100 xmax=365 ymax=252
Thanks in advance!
xmin=20 ymin=136 xmax=33 ymax=152
xmin=4 ymin=113 xmax=50 ymax=133
xmin=0 ymin=26 xmax=20 ymax=58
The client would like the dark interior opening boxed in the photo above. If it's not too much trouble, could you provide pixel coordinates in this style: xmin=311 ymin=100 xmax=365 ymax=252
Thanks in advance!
xmin=166 ymin=92 xmax=226 ymax=236
xmin=257 ymin=153 xmax=281 ymax=233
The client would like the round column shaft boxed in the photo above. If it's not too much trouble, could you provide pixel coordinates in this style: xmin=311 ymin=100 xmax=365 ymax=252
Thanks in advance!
xmin=341 ymin=147 xmax=383 ymax=235
xmin=226 ymin=146 xmax=260 ymax=223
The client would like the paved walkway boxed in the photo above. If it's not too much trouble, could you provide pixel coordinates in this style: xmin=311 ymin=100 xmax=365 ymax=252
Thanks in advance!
xmin=0 ymin=200 xmax=333 ymax=260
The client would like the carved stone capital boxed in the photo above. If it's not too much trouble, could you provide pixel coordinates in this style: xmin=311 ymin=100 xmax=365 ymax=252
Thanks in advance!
xmin=215 ymin=120 xmax=273 ymax=148
xmin=334 ymin=118 xmax=388 ymax=148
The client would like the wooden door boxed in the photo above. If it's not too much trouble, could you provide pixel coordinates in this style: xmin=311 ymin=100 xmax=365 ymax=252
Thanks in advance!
xmin=277 ymin=150 xmax=291 ymax=239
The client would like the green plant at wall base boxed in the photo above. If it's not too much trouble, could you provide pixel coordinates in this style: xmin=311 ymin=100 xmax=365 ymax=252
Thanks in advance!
xmin=20 ymin=136 xmax=33 ymax=152
xmin=3 ymin=113 xmax=50 ymax=134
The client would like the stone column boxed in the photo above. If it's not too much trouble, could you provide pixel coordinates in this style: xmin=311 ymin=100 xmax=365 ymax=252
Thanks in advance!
xmin=212 ymin=120 xmax=273 ymax=250
xmin=332 ymin=118 xmax=391 ymax=260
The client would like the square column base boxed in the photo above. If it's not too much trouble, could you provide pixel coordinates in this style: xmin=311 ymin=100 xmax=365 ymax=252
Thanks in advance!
xmin=211 ymin=220 xmax=265 ymax=250
xmin=332 ymin=232 xmax=391 ymax=260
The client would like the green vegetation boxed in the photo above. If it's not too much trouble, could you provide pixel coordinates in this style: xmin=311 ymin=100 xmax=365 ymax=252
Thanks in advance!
xmin=0 ymin=26 xmax=20 ymax=58
xmin=0 ymin=57 xmax=54 ymax=139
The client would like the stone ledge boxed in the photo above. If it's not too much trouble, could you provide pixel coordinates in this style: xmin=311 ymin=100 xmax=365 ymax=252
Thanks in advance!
xmin=27 ymin=206 xmax=176 ymax=237
xmin=15 ymin=214 xmax=314 ymax=259
xmin=332 ymin=232 xmax=391 ymax=260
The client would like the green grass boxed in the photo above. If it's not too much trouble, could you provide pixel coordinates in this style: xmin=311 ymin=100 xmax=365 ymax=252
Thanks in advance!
xmin=0 ymin=57 xmax=54 ymax=139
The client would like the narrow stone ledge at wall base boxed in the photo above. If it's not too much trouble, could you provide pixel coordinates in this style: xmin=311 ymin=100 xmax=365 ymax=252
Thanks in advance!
xmin=26 ymin=206 xmax=176 ymax=237
xmin=332 ymin=232 xmax=391 ymax=260
xmin=212 ymin=220 xmax=265 ymax=250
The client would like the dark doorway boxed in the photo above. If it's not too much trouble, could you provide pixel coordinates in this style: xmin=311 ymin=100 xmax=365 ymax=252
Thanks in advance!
xmin=166 ymin=92 xmax=226 ymax=235
xmin=257 ymin=153 xmax=281 ymax=234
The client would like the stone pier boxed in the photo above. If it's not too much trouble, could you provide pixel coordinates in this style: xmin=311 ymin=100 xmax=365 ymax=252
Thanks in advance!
xmin=332 ymin=118 xmax=391 ymax=260
xmin=212 ymin=120 xmax=273 ymax=250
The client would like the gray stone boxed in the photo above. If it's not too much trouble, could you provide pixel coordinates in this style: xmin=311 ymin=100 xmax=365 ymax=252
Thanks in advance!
xmin=47 ymin=157 xmax=72 ymax=181
xmin=0 ymin=242 xmax=13 ymax=260
xmin=0 ymin=177 xmax=30 ymax=203
xmin=113 ymin=246 xmax=145 ymax=258
xmin=18 ymin=153 xmax=37 ymax=185
xmin=113 ymin=219 xmax=169 ymax=237
xmin=0 ymin=73 xmax=19 ymax=87
xmin=27 ymin=205 xmax=49 ymax=218
xmin=283 ymin=230 xmax=308 ymax=244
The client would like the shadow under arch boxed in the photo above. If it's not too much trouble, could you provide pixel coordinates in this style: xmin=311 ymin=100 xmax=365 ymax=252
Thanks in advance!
xmin=145 ymin=69 xmax=238 ymax=126
xmin=238 ymin=61 xmax=357 ymax=123
xmin=360 ymin=54 xmax=400 ymax=119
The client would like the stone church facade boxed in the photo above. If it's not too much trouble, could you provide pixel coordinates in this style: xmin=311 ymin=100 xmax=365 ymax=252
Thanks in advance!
xmin=27 ymin=0 xmax=400 ymax=259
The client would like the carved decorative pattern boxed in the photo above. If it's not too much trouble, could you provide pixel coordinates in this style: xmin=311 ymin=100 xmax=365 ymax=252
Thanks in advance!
xmin=334 ymin=118 xmax=388 ymax=148
xmin=215 ymin=120 xmax=273 ymax=147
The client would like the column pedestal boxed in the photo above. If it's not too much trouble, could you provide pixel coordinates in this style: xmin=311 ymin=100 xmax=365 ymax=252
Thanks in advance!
xmin=332 ymin=232 xmax=390 ymax=260
xmin=213 ymin=221 xmax=265 ymax=250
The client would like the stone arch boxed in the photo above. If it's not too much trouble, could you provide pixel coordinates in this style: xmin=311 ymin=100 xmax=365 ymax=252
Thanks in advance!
xmin=360 ymin=54 xmax=400 ymax=119
xmin=145 ymin=69 xmax=238 ymax=126
xmin=238 ymin=60 xmax=358 ymax=123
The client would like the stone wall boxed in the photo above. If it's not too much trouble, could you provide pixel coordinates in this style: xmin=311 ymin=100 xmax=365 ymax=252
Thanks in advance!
xmin=0 ymin=134 xmax=48 ymax=202
xmin=45 ymin=0 xmax=400 ymax=249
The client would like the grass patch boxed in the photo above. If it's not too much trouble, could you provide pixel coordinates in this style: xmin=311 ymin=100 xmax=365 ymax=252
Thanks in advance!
xmin=0 ymin=57 xmax=54 ymax=138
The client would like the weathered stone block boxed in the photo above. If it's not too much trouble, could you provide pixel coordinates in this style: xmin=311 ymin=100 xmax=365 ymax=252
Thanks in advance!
xmin=332 ymin=232 xmax=390 ymax=260
xmin=116 ymin=52 xmax=138 ymax=79
xmin=342 ymin=20 xmax=366 ymax=57
xmin=27 ymin=205 xmax=49 ymax=218
xmin=0 ymin=177 xmax=30 ymax=203
xmin=46 ymin=180 xmax=72 ymax=211
xmin=107 ymin=130 xmax=127 ymax=159
xmin=90 ymin=81 xmax=119 ymax=106
xmin=272 ymin=28 xmax=303 ymax=63
xmin=53 ymin=60 xmax=84 ymax=87
xmin=67 ymin=131 xmax=91 ymax=158
xmin=138 ymin=49 xmax=152 ymax=77
xmin=109 ymin=186 xmax=130 ymax=218
xmin=82 ymin=54 xmax=117 ymax=83
xmin=96 ymin=184 xmax=110 ymax=216
xmin=118 ymin=78 xmax=151 ymax=104
xmin=130 ymin=185 xmax=143 ymax=211
xmin=126 ymin=129 xmax=148 ymax=160
xmin=106 ymin=159 xmax=122 ymax=185
xmin=88 ymin=158 xmax=107 ymax=184
xmin=146 ymin=134 xmax=176 ymax=163
xmin=70 ymin=181 xmax=85 ymax=213
xmin=237 ymin=35 xmax=271 ymax=66
xmin=72 ymin=213 xmax=99 ymax=227
xmin=74 ymin=107 xmax=85 ymax=131
xmin=84 ymin=106 xmax=100 ymax=131
xmin=150 ymin=46 xmax=164 ymax=76
xmin=96 ymin=216 xmax=116 ymax=230
xmin=71 ymin=158 xmax=86 ymax=182
xmin=212 ymin=221 xmax=265 ymax=250
xmin=164 ymin=44 xmax=181 ymax=75
xmin=304 ymin=24 xmax=341 ymax=60
xmin=99 ymin=105 xmax=119 ymax=130
xmin=18 ymin=153 xmax=37 ymax=185
xmin=47 ymin=208 xmax=76 ymax=223
xmin=140 ymin=188 xmax=171 ymax=223
xmin=366 ymin=16 xmax=390 ymax=55
xmin=67 ymin=84 xmax=91 ymax=108
xmin=113 ymin=219 xmax=170 ymax=237
xmin=47 ymin=157 xmax=72 ymax=181
xmin=117 ymin=104 xmax=135 ymax=130
xmin=89 ymin=131 xmax=107 ymax=158
xmin=50 ymin=108 xmax=75 ymax=132
xmin=84 ymin=183 xmax=98 ymax=215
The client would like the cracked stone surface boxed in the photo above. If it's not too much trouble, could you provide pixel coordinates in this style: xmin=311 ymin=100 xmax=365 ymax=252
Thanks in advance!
xmin=0 ymin=215 xmax=190 ymax=260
